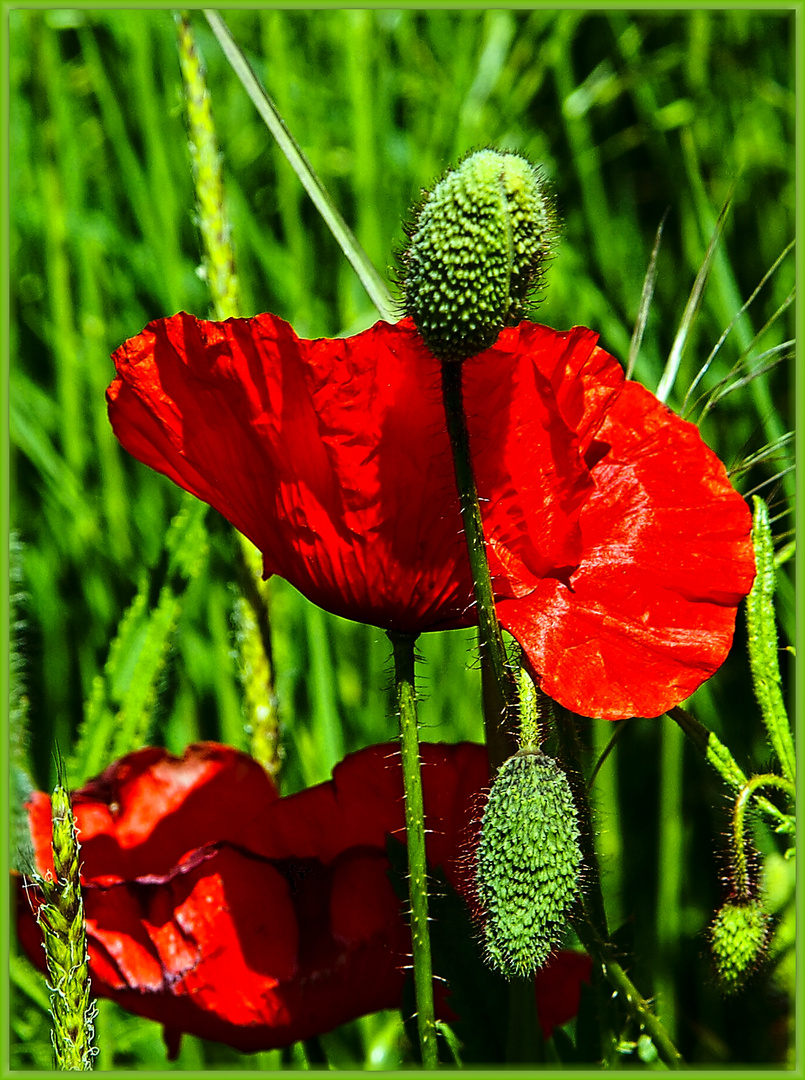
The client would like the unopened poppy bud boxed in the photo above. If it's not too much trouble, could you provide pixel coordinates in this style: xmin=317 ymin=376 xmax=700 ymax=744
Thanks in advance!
xmin=403 ymin=149 xmax=555 ymax=362
xmin=710 ymin=897 xmax=769 ymax=994
xmin=476 ymin=750 xmax=581 ymax=978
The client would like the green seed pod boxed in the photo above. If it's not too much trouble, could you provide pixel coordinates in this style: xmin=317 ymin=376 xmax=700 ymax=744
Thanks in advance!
xmin=403 ymin=149 xmax=556 ymax=362
xmin=476 ymin=750 xmax=582 ymax=978
xmin=710 ymin=897 xmax=769 ymax=994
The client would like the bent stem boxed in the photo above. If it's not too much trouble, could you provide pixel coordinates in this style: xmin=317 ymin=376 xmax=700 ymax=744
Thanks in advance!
xmin=669 ymin=707 xmax=793 ymax=834
xmin=441 ymin=361 xmax=518 ymax=770
xmin=441 ymin=364 xmax=544 ymax=1058
xmin=731 ymin=773 xmax=795 ymax=896
xmin=388 ymin=631 xmax=438 ymax=1070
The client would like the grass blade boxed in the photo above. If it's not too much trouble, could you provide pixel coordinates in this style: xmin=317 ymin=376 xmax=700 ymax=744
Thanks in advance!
xmin=204 ymin=9 xmax=397 ymax=323
xmin=682 ymin=239 xmax=795 ymax=416
xmin=655 ymin=190 xmax=732 ymax=403
xmin=626 ymin=209 xmax=667 ymax=379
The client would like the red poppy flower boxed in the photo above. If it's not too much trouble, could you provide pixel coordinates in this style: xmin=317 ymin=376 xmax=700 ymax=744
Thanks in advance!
xmin=107 ymin=314 xmax=753 ymax=719
xmin=17 ymin=742 xmax=590 ymax=1056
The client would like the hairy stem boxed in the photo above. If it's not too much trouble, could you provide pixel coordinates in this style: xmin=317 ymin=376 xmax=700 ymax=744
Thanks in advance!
xmin=669 ymin=706 xmax=793 ymax=832
xmin=573 ymin=912 xmax=685 ymax=1070
xmin=388 ymin=631 xmax=438 ymax=1069
xmin=746 ymin=497 xmax=795 ymax=783
xmin=441 ymin=361 xmax=517 ymax=770
xmin=731 ymin=773 xmax=795 ymax=896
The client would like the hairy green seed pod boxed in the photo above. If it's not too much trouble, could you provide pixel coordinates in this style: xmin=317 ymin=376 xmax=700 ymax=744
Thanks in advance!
xmin=476 ymin=750 xmax=582 ymax=978
xmin=710 ymin=897 xmax=769 ymax=994
xmin=403 ymin=148 xmax=555 ymax=362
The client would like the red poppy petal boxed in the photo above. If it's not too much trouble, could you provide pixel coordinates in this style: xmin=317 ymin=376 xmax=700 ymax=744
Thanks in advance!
xmin=108 ymin=314 xmax=592 ymax=633
xmin=501 ymin=379 xmax=754 ymax=719
xmin=65 ymin=743 xmax=279 ymax=883
xmin=17 ymin=741 xmax=596 ymax=1054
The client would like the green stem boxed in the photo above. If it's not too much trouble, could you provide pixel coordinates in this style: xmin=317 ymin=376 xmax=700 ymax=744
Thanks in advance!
xmin=441 ymin=361 xmax=517 ymax=770
xmin=176 ymin=11 xmax=240 ymax=321
xmin=516 ymin=666 xmax=545 ymax=752
xmin=554 ymin=710 xmax=608 ymax=939
xmin=555 ymin=710 xmax=620 ymax=1064
xmin=506 ymin=978 xmax=546 ymax=1063
xmin=178 ymin=13 xmax=282 ymax=779
xmin=731 ymin=773 xmax=795 ymax=896
xmin=746 ymin=496 xmax=796 ymax=783
xmin=573 ymin=912 xmax=685 ymax=1070
xmin=388 ymin=631 xmax=438 ymax=1070
xmin=669 ymin=707 xmax=793 ymax=832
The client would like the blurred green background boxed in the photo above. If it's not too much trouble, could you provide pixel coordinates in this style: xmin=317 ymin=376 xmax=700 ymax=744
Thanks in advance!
xmin=8 ymin=7 xmax=795 ymax=1070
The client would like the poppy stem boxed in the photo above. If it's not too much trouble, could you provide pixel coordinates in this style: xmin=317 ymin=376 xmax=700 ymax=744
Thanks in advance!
xmin=730 ymin=773 xmax=795 ymax=897
xmin=388 ymin=631 xmax=439 ymax=1070
xmin=745 ymin=497 xmax=796 ymax=784
xmin=573 ymin=912 xmax=685 ymax=1070
xmin=441 ymin=361 xmax=518 ymax=771
xmin=669 ymin=706 xmax=794 ymax=833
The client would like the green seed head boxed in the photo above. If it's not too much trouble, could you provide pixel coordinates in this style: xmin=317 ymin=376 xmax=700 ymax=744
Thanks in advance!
xmin=476 ymin=750 xmax=582 ymax=978
xmin=403 ymin=149 xmax=556 ymax=362
xmin=710 ymin=897 xmax=769 ymax=994
xmin=34 ymin=781 xmax=97 ymax=1069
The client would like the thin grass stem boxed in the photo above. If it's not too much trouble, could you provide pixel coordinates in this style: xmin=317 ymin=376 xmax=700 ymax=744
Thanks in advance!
xmin=626 ymin=209 xmax=667 ymax=379
xmin=204 ymin=9 xmax=397 ymax=322
xmin=655 ymin=190 xmax=732 ymax=403
xmin=682 ymin=239 xmax=795 ymax=415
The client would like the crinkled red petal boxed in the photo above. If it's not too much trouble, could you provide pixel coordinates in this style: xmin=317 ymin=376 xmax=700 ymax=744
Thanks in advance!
xmin=107 ymin=314 xmax=591 ymax=633
xmin=17 ymin=742 xmax=491 ymax=1052
xmin=108 ymin=314 xmax=753 ymax=718
xmin=500 ymin=379 xmax=754 ymax=718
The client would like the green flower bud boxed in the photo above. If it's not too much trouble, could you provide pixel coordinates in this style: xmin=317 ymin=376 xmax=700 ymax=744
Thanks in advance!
xmin=476 ymin=750 xmax=582 ymax=978
xmin=403 ymin=149 xmax=555 ymax=362
xmin=710 ymin=897 xmax=769 ymax=994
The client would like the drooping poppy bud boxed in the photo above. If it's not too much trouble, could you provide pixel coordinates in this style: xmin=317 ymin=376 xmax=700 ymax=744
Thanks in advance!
xmin=710 ymin=897 xmax=770 ymax=994
xmin=403 ymin=149 xmax=555 ymax=361
xmin=476 ymin=750 xmax=582 ymax=977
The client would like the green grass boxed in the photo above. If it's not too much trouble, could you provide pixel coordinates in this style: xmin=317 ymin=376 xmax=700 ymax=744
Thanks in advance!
xmin=7 ymin=7 xmax=795 ymax=1070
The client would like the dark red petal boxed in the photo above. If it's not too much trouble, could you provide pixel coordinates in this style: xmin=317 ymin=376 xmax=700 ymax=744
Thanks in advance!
xmin=17 ymin=742 xmax=598 ymax=1053
xmin=535 ymin=950 xmax=593 ymax=1036
xmin=501 ymin=378 xmax=754 ymax=719
xmin=17 ymin=741 xmax=491 ymax=1052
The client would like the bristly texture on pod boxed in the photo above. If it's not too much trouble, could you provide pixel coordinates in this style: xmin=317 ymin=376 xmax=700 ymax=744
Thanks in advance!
xmin=710 ymin=897 xmax=770 ymax=995
xmin=403 ymin=148 xmax=556 ymax=362
xmin=476 ymin=749 xmax=582 ymax=978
